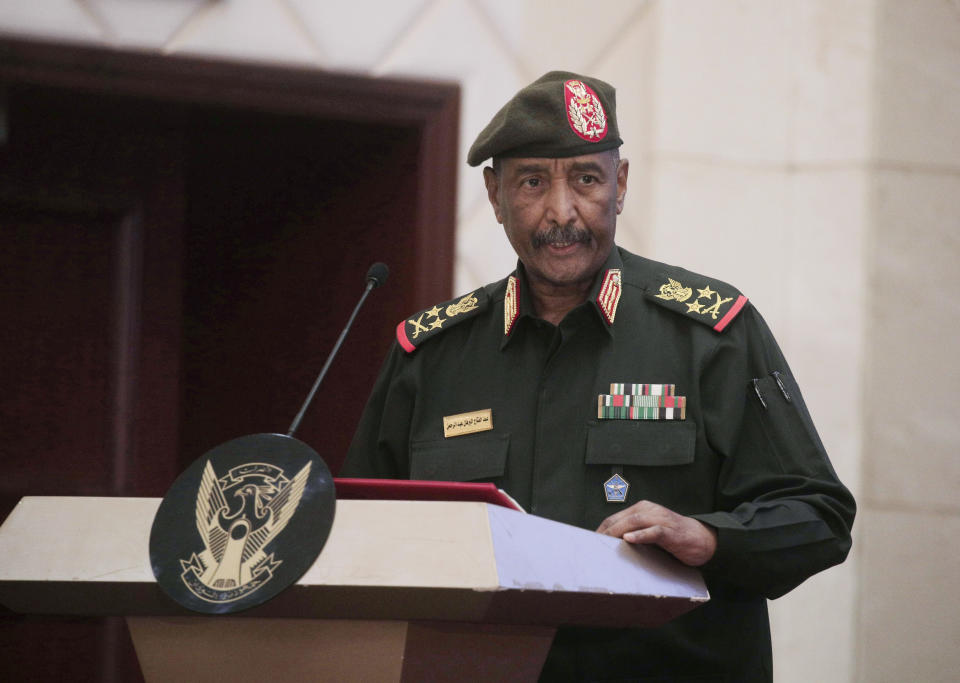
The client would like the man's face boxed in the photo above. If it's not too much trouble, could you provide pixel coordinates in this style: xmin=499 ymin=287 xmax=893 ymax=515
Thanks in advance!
xmin=483 ymin=150 xmax=628 ymax=289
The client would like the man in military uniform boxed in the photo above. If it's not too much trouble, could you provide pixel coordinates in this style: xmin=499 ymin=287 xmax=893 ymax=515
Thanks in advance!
xmin=342 ymin=72 xmax=855 ymax=682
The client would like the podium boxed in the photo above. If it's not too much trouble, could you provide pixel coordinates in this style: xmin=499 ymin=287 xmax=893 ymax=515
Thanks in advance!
xmin=0 ymin=496 xmax=708 ymax=681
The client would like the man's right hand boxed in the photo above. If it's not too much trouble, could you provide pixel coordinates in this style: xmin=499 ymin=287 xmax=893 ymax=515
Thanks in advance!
xmin=596 ymin=499 xmax=717 ymax=567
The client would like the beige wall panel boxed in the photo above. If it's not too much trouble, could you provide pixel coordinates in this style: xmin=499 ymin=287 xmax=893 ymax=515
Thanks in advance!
xmin=653 ymin=0 xmax=795 ymax=163
xmin=162 ymin=0 xmax=319 ymax=66
xmin=653 ymin=0 xmax=875 ymax=165
xmin=474 ymin=0 xmax=649 ymax=77
xmin=286 ymin=0 xmax=432 ymax=70
xmin=87 ymin=0 xmax=205 ymax=48
xmin=790 ymin=0 xmax=875 ymax=163
xmin=864 ymin=170 xmax=960 ymax=510
xmin=0 ymin=0 xmax=103 ymax=42
xmin=783 ymin=170 xmax=868 ymax=493
xmin=873 ymin=0 xmax=960 ymax=166
xmin=770 ymin=560 xmax=856 ymax=683
xmin=856 ymin=508 xmax=960 ymax=683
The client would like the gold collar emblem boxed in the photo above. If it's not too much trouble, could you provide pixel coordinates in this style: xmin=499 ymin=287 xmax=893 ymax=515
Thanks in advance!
xmin=597 ymin=269 xmax=622 ymax=324
xmin=504 ymin=276 xmax=519 ymax=335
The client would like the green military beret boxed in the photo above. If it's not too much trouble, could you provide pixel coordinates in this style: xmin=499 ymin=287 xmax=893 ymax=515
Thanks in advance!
xmin=467 ymin=70 xmax=623 ymax=167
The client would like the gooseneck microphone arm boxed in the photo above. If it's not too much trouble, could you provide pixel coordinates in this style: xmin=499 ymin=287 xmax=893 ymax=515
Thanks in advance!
xmin=286 ymin=262 xmax=389 ymax=438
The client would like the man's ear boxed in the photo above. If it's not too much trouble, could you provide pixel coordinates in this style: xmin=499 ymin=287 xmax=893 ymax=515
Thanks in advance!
xmin=615 ymin=158 xmax=629 ymax=215
xmin=483 ymin=166 xmax=504 ymax=224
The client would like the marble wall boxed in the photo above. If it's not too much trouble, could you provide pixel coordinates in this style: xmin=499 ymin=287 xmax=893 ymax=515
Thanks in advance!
xmin=858 ymin=2 xmax=960 ymax=681
xmin=1 ymin=1 xmax=957 ymax=681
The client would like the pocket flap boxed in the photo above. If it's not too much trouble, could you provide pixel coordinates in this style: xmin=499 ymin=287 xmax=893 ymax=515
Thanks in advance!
xmin=410 ymin=434 xmax=509 ymax=481
xmin=585 ymin=421 xmax=696 ymax=466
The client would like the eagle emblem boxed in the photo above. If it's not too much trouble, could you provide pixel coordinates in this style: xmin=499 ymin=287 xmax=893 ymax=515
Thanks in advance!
xmin=179 ymin=460 xmax=311 ymax=604
xmin=655 ymin=278 xmax=693 ymax=303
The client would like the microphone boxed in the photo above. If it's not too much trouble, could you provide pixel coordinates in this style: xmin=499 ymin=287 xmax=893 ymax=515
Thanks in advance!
xmin=366 ymin=262 xmax=389 ymax=289
xmin=286 ymin=262 xmax=390 ymax=437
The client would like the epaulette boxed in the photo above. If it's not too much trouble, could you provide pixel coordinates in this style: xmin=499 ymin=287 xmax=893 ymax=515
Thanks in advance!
xmin=395 ymin=288 xmax=489 ymax=353
xmin=642 ymin=266 xmax=748 ymax=333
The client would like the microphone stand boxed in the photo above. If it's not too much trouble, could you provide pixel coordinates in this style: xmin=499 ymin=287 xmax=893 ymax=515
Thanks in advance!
xmin=286 ymin=263 xmax=388 ymax=438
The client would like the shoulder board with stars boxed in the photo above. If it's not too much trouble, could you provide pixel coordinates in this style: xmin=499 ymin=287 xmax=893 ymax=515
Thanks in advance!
xmin=643 ymin=268 xmax=748 ymax=333
xmin=396 ymin=288 xmax=489 ymax=353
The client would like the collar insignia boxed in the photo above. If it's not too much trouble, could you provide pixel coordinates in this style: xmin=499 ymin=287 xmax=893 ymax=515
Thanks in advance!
xmin=596 ymin=269 xmax=622 ymax=324
xmin=504 ymin=275 xmax=520 ymax=336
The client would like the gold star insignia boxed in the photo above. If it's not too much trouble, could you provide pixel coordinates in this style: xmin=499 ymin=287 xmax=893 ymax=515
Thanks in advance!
xmin=686 ymin=300 xmax=704 ymax=314
xmin=425 ymin=305 xmax=442 ymax=318
xmin=429 ymin=317 xmax=445 ymax=330
xmin=697 ymin=285 xmax=716 ymax=301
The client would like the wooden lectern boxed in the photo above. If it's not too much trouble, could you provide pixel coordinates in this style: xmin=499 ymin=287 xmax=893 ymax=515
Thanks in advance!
xmin=0 ymin=496 xmax=708 ymax=682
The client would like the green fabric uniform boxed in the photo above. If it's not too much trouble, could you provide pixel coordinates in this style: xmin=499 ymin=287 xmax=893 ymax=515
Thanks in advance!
xmin=342 ymin=246 xmax=855 ymax=682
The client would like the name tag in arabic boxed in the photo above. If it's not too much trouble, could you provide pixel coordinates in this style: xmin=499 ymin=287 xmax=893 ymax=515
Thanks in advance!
xmin=443 ymin=409 xmax=493 ymax=438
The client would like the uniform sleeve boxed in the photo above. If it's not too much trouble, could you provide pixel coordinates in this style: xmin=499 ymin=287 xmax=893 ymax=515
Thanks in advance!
xmin=339 ymin=343 xmax=413 ymax=479
xmin=690 ymin=306 xmax=855 ymax=599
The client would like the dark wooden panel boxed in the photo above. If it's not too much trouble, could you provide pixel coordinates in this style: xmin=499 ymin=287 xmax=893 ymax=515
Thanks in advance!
xmin=1 ymin=206 xmax=118 ymax=506
xmin=0 ymin=615 xmax=140 ymax=683
xmin=178 ymin=108 xmax=422 ymax=471
xmin=0 ymin=86 xmax=187 ymax=513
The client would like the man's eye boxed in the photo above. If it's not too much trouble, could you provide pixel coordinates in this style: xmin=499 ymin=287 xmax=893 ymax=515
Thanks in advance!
xmin=579 ymin=175 xmax=596 ymax=184
xmin=523 ymin=177 xmax=541 ymax=188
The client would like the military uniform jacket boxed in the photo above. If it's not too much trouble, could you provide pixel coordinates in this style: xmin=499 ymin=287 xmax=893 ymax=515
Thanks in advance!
xmin=342 ymin=246 xmax=855 ymax=683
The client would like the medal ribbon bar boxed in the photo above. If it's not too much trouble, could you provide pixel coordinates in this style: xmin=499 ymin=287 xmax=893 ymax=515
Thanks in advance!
xmin=596 ymin=394 xmax=687 ymax=420
xmin=609 ymin=383 xmax=675 ymax=396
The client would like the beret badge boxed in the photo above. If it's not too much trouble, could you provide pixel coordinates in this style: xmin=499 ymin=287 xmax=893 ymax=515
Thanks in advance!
xmin=564 ymin=79 xmax=608 ymax=142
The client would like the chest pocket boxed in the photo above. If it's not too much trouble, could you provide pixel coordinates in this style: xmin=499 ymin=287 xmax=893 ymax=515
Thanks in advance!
xmin=410 ymin=433 xmax=510 ymax=482
xmin=584 ymin=420 xmax=696 ymax=466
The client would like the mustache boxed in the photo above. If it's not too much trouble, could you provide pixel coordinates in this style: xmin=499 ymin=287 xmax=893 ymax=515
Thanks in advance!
xmin=532 ymin=224 xmax=591 ymax=248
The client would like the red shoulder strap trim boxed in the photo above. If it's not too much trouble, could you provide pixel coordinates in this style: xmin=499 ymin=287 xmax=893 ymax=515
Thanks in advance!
xmin=713 ymin=295 xmax=748 ymax=332
xmin=396 ymin=320 xmax=416 ymax=353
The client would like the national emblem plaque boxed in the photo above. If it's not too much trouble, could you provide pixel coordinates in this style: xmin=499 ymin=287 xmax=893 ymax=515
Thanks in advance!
xmin=149 ymin=433 xmax=336 ymax=614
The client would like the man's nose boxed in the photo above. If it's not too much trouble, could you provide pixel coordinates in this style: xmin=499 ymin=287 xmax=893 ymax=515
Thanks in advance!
xmin=543 ymin=180 xmax=577 ymax=225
